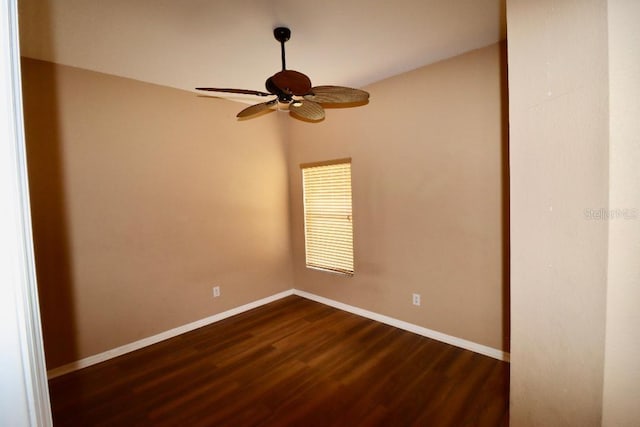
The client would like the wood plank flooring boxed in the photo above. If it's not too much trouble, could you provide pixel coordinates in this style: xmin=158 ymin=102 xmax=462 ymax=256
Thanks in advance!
xmin=48 ymin=296 xmax=509 ymax=426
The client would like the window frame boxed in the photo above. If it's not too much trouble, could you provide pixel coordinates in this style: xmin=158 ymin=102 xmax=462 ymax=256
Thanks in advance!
xmin=300 ymin=158 xmax=354 ymax=276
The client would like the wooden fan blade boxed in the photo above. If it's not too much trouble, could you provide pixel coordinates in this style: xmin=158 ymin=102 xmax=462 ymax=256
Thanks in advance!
xmin=237 ymin=99 xmax=277 ymax=118
xmin=304 ymin=86 xmax=370 ymax=104
xmin=195 ymin=87 xmax=271 ymax=97
xmin=289 ymin=99 xmax=325 ymax=121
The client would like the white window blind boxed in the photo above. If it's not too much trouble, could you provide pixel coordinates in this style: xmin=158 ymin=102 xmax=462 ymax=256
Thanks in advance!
xmin=301 ymin=159 xmax=354 ymax=275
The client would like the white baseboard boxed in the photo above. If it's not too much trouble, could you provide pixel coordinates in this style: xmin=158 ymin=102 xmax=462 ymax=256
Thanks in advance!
xmin=48 ymin=287 xmax=509 ymax=379
xmin=46 ymin=289 xmax=294 ymax=379
xmin=292 ymin=289 xmax=510 ymax=362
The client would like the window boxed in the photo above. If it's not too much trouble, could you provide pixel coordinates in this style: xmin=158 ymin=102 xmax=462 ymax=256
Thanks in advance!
xmin=301 ymin=159 xmax=354 ymax=275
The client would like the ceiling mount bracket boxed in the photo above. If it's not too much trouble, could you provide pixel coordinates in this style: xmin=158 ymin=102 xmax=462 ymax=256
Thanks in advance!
xmin=273 ymin=27 xmax=291 ymax=43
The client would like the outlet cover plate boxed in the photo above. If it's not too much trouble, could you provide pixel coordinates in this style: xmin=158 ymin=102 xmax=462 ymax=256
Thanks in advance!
xmin=412 ymin=293 xmax=421 ymax=306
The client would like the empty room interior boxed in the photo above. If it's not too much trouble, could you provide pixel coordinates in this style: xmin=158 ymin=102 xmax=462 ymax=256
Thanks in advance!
xmin=8 ymin=0 xmax=639 ymax=426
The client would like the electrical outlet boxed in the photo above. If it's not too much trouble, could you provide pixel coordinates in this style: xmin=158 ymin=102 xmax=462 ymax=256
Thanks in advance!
xmin=412 ymin=293 xmax=421 ymax=306
xmin=213 ymin=286 xmax=221 ymax=298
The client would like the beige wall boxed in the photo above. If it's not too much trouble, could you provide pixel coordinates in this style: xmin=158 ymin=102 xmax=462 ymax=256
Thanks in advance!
xmin=603 ymin=1 xmax=640 ymax=425
xmin=21 ymin=58 xmax=293 ymax=369
xmin=507 ymin=0 xmax=610 ymax=425
xmin=23 ymin=43 xmax=509 ymax=370
xmin=286 ymin=43 xmax=509 ymax=352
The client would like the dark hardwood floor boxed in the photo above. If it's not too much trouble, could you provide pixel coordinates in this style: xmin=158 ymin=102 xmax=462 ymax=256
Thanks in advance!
xmin=48 ymin=296 xmax=509 ymax=426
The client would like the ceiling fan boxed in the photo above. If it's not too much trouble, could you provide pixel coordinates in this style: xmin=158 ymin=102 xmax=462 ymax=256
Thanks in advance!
xmin=196 ymin=27 xmax=370 ymax=121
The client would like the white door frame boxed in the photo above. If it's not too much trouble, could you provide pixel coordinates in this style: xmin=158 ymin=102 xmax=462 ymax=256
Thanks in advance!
xmin=0 ymin=0 xmax=52 ymax=425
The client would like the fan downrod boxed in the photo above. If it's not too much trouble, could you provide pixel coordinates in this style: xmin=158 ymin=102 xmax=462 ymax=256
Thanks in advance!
xmin=274 ymin=27 xmax=291 ymax=71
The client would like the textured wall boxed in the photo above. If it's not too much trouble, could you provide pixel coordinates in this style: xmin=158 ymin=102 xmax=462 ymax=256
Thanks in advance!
xmin=507 ymin=0 xmax=609 ymax=425
xmin=286 ymin=43 xmax=509 ymax=352
xmin=21 ymin=58 xmax=293 ymax=369
xmin=603 ymin=1 xmax=640 ymax=425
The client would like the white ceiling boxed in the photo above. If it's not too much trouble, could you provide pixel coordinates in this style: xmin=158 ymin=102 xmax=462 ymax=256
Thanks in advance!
xmin=18 ymin=0 xmax=506 ymax=99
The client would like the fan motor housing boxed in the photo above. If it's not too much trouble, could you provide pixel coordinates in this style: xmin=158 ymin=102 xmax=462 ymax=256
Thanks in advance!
xmin=271 ymin=70 xmax=312 ymax=95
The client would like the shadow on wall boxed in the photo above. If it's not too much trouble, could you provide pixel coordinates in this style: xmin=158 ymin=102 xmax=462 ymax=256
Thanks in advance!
xmin=499 ymin=41 xmax=510 ymax=353
xmin=21 ymin=57 xmax=78 ymax=370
